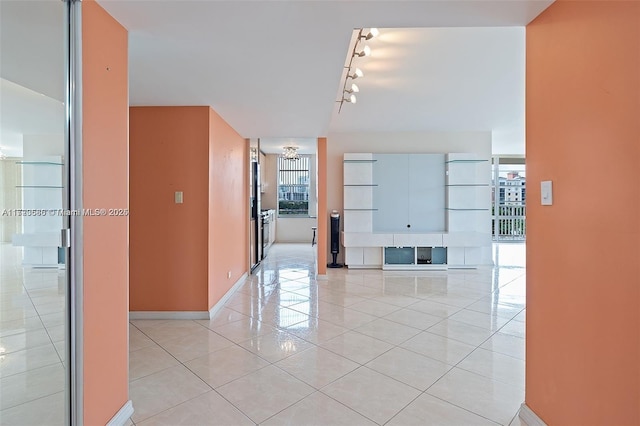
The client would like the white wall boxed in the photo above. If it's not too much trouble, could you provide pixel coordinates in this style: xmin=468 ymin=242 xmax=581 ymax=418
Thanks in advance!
xmin=0 ymin=158 xmax=22 ymax=242
xmin=276 ymin=217 xmax=317 ymax=243
xmin=327 ymin=131 xmax=492 ymax=263
xmin=22 ymin=134 xmax=64 ymax=157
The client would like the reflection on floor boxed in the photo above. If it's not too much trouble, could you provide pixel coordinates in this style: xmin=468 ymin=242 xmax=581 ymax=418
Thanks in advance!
xmin=0 ymin=243 xmax=66 ymax=425
xmin=129 ymin=243 xmax=526 ymax=425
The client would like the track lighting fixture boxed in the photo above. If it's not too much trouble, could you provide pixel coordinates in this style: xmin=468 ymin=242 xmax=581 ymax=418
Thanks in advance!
xmin=359 ymin=28 xmax=379 ymax=41
xmin=337 ymin=27 xmax=379 ymax=113
xmin=353 ymin=45 xmax=371 ymax=58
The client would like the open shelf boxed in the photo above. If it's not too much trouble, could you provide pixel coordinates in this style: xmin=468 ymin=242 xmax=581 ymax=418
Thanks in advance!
xmin=16 ymin=161 xmax=64 ymax=166
xmin=383 ymin=246 xmax=448 ymax=270
xmin=445 ymin=159 xmax=489 ymax=164
xmin=445 ymin=208 xmax=489 ymax=211
xmin=445 ymin=184 xmax=489 ymax=187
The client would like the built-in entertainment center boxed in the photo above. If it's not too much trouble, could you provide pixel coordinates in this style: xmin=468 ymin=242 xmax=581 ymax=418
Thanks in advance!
xmin=341 ymin=152 xmax=491 ymax=269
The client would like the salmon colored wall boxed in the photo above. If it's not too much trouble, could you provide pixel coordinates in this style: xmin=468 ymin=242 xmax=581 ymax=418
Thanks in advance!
xmin=129 ymin=107 xmax=210 ymax=311
xmin=82 ymin=1 xmax=129 ymax=424
xmin=526 ymin=1 xmax=640 ymax=424
xmin=317 ymin=137 xmax=327 ymax=275
xmin=207 ymin=108 xmax=248 ymax=308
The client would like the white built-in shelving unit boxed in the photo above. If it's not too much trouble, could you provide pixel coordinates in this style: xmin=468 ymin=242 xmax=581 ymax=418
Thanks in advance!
xmin=11 ymin=156 xmax=63 ymax=267
xmin=341 ymin=152 xmax=491 ymax=270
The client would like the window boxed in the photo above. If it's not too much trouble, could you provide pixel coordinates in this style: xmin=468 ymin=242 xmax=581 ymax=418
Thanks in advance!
xmin=278 ymin=156 xmax=310 ymax=216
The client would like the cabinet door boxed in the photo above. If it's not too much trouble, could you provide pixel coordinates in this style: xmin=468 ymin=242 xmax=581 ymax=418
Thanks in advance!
xmin=363 ymin=247 xmax=382 ymax=266
xmin=408 ymin=154 xmax=445 ymax=232
xmin=372 ymin=154 xmax=409 ymax=232
xmin=345 ymin=247 xmax=364 ymax=266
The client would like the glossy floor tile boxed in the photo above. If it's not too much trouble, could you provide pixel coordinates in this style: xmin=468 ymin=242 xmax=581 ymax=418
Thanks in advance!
xmin=126 ymin=242 xmax=526 ymax=425
xmin=0 ymin=244 xmax=67 ymax=424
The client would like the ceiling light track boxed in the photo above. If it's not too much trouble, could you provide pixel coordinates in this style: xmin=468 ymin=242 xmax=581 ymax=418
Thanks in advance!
xmin=337 ymin=27 xmax=378 ymax=114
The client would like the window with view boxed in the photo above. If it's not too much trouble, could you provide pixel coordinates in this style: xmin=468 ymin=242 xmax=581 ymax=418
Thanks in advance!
xmin=278 ymin=156 xmax=310 ymax=216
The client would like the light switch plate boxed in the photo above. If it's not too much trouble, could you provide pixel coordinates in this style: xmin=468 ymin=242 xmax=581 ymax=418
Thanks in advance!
xmin=175 ymin=191 xmax=183 ymax=204
xmin=541 ymin=181 xmax=553 ymax=205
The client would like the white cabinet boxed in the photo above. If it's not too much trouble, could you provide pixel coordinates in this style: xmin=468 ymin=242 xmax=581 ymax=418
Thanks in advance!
xmin=344 ymin=247 xmax=382 ymax=268
xmin=268 ymin=210 xmax=276 ymax=245
xmin=342 ymin=232 xmax=393 ymax=247
xmin=393 ymin=233 xmax=443 ymax=247
xmin=446 ymin=247 xmax=482 ymax=268
xmin=372 ymin=154 xmax=445 ymax=233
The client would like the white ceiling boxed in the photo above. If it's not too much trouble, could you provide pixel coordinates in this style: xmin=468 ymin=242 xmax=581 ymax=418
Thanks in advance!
xmin=0 ymin=0 xmax=554 ymax=157
xmin=0 ymin=79 xmax=64 ymax=157
xmin=259 ymin=138 xmax=317 ymax=155
xmin=0 ymin=1 xmax=66 ymax=157
xmin=330 ymin=27 xmax=526 ymax=155
xmin=0 ymin=1 xmax=65 ymax=102
xmin=99 ymin=0 xmax=552 ymax=155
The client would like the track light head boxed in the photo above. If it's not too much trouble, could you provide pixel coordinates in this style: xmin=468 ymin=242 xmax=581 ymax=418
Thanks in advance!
xmin=342 ymin=94 xmax=357 ymax=104
xmin=360 ymin=28 xmax=380 ymax=41
xmin=348 ymin=68 xmax=364 ymax=79
xmin=353 ymin=45 xmax=371 ymax=58
xmin=344 ymin=83 xmax=359 ymax=94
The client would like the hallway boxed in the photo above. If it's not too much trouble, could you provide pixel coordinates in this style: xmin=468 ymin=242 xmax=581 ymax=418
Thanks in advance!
xmin=128 ymin=243 xmax=526 ymax=425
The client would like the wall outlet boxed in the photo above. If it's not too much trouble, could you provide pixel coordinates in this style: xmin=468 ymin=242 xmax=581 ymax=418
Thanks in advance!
xmin=227 ymin=271 xmax=231 ymax=279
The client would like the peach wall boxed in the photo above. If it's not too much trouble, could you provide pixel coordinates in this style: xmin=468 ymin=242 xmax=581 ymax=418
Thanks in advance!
xmin=208 ymin=108 xmax=248 ymax=308
xmin=526 ymin=1 xmax=640 ymax=424
xmin=81 ymin=1 xmax=129 ymax=424
xmin=129 ymin=107 xmax=210 ymax=311
xmin=317 ymin=137 xmax=327 ymax=275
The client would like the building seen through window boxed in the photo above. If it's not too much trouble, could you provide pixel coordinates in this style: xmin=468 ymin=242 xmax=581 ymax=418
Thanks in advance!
xmin=278 ymin=156 xmax=310 ymax=216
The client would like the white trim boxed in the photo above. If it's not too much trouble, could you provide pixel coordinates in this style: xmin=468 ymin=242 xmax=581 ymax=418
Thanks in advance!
xmin=129 ymin=311 xmax=209 ymax=320
xmin=316 ymin=274 xmax=328 ymax=280
xmin=519 ymin=403 xmax=547 ymax=426
xmin=128 ymin=272 xmax=249 ymax=321
xmin=106 ymin=400 xmax=134 ymax=426
xmin=382 ymin=265 xmax=448 ymax=271
xmin=347 ymin=265 xmax=384 ymax=270
xmin=209 ymin=272 xmax=248 ymax=319
xmin=68 ymin=1 xmax=84 ymax=423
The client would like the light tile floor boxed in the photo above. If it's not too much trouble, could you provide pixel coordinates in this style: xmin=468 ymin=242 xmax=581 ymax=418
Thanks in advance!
xmin=0 ymin=244 xmax=67 ymax=425
xmin=128 ymin=243 xmax=526 ymax=425
xmin=0 ymin=241 xmax=526 ymax=425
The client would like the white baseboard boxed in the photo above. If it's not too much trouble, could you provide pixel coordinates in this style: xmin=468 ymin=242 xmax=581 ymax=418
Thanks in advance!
xmin=129 ymin=311 xmax=209 ymax=320
xmin=209 ymin=272 xmax=248 ymax=319
xmin=106 ymin=400 xmax=134 ymax=426
xmin=316 ymin=274 xmax=328 ymax=280
xmin=129 ymin=272 xmax=249 ymax=321
xmin=519 ymin=403 xmax=547 ymax=426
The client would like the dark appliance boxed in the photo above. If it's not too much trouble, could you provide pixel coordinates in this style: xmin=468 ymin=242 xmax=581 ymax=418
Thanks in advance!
xmin=250 ymin=161 xmax=262 ymax=271
xmin=328 ymin=210 xmax=343 ymax=268
xmin=261 ymin=210 xmax=270 ymax=259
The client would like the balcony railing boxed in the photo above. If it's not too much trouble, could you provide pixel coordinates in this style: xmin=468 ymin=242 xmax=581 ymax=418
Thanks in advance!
xmin=493 ymin=204 xmax=526 ymax=241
